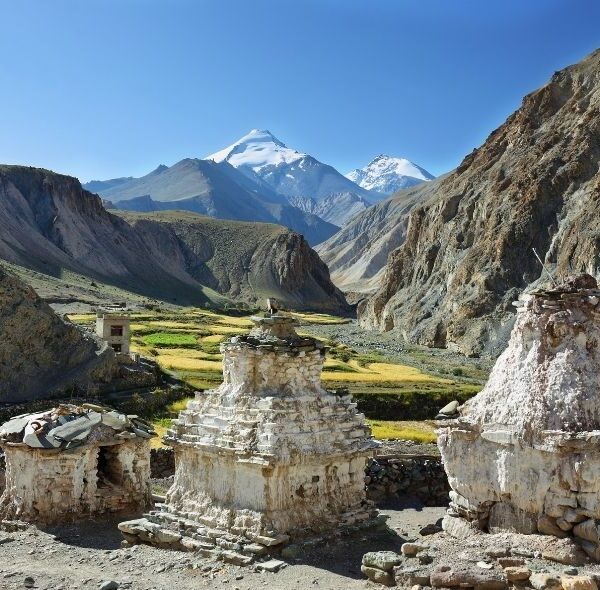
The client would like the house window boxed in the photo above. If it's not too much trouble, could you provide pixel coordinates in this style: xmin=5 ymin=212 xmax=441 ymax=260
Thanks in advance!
xmin=111 ymin=325 xmax=124 ymax=337
xmin=111 ymin=344 xmax=122 ymax=353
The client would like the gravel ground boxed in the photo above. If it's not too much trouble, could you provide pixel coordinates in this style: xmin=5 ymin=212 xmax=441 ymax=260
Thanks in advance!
xmin=0 ymin=505 xmax=446 ymax=590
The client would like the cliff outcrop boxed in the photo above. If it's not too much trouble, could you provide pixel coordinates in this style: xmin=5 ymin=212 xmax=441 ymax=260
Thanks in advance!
xmin=360 ymin=48 xmax=600 ymax=356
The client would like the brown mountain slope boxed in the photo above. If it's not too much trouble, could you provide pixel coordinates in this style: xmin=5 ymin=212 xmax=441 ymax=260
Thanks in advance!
xmin=0 ymin=166 xmax=349 ymax=313
xmin=360 ymin=48 xmax=600 ymax=356
xmin=316 ymin=179 xmax=444 ymax=292
xmin=0 ymin=266 xmax=117 ymax=402
xmin=116 ymin=211 xmax=350 ymax=313
xmin=0 ymin=165 xmax=211 ymax=305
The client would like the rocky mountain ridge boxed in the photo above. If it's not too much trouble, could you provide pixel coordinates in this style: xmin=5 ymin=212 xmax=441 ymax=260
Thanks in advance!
xmin=0 ymin=165 xmax=350 ymax=314
xmin=208 ymin=129 xmax=379 ymax=227
xmin=359 ymin=48 xmax=600 ymax=356
xmin=316 ymin=179 xmax=443 ymax=292
xmin=86 ymin=129 xmax=434 ymax=233
xmin=117 ymin=211 xmax=350 ymax=312
xmin=85 ymin=158 xmax=337 ymax=246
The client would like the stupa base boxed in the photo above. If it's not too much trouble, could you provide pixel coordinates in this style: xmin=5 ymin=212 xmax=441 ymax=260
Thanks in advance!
xmin=118 ymin=507 xmax=385 ymax=565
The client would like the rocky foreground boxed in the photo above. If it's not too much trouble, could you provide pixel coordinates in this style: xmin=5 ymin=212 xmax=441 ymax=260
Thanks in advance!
xmin=363 ymin=528 xmax=600 ymax=589
xmin=0 ymin=506 xmax=441 ymax=590
xmin=5 ymin=507 xmax=600 ymax=590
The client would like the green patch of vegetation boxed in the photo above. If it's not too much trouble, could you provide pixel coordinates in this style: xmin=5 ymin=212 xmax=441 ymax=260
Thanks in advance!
xmin=201 ymin=341 xmax=223 ymax=355
xmin=367 ymin=420 xmax=437 ymax=443
xmin=142 ymin=332 xmax=199 ymax=348
xmin=355 ymin=352 xmax=387 ymax=368
xmin=177 ymin=370 xmax=223 ymax=391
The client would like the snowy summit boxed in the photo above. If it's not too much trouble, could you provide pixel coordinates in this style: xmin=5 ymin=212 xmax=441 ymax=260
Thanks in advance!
xmin=207 ymin=129 xmax=376 ymax=227
xmin=208 ymin=129 xmax=305 ymax=172
xmin=346 ymin=154 xmax=434 ymax=196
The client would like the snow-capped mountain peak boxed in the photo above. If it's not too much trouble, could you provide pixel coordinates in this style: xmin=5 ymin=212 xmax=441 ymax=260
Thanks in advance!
xmin=208 ymin=129 xmax=305 ymax=172
xmin=346 ymin=155 xmax=434 ymax=195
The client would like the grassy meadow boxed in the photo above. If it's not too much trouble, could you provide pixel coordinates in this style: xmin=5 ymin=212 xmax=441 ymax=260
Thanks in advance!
xmin=69 ymin=308 xmax=482 ymax=445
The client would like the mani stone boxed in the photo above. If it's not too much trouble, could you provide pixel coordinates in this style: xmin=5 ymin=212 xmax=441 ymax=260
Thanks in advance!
xmin=437 ymin=276 xmax=600 ymax=558
xmin=120 ymin=313 xmax=377 ymax=551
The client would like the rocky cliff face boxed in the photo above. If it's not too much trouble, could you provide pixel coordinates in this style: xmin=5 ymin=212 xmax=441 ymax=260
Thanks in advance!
xmin=120 ymin=211 xmax=350 ymax=313
xmin=360 ymin=48 xmax=600 ymax=356
xmin=0 ymin=165 xmax=206 ymax=304
xmin=0 ymin=166 xmax=349 ymax=313
xmin=0 ymin=267 xmax=116 ymax=402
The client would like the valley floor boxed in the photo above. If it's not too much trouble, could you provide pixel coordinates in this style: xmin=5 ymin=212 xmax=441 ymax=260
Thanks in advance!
xmin=0 ymin=505 xmax=446 ymax=590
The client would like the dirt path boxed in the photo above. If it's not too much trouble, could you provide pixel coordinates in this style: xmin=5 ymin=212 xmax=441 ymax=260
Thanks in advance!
xmin=0 ymin=506 xmax=446 ymax=590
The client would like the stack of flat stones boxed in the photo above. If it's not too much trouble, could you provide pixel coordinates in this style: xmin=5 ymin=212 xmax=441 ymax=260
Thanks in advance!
xmin=119 ymin=512 xmax=290 ymax=567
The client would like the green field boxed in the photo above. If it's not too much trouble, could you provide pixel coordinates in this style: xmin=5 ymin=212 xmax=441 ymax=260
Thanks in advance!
xmin=70 ymin=309 xmax=484 ymax=445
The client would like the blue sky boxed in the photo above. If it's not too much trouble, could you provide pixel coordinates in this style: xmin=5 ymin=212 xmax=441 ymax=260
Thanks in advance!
xmin=0 ymin=0 xmax=598 ymax=181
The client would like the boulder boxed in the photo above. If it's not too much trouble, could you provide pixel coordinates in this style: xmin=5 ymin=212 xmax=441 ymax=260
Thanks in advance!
xmin=442 ymin=515 xmax=481 ymax=539
xmin=430 ymin=564 xmax=507 ymax=589
xmin=361 ymin=565 xmax=395 ymax=586
xmin=538 ymin=515 xmax=569 ymax=538
xmin=401 ymin=543 xmax=427 ymax=557
xmin=530 ymin=573 xmax=563 ymax=590
xmin=504 ymin=567 xmax=531 ymax=582
xmin=561 ymin=576 xmax=598 ymax=590
xmin=362 ymin=551 xmax=402 ymax=571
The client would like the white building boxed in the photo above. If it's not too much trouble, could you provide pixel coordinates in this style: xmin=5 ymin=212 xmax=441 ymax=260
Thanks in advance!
xmin=96 ymin=309 xmax=131 ymax=354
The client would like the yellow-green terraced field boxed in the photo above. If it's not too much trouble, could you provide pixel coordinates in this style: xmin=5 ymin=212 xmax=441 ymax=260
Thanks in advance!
xmin=68 ymin=308 xmax=483 ymax=443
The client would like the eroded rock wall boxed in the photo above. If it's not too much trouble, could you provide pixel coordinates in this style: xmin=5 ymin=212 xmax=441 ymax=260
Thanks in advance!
xmin=359 ymin=48 xmax=600 ymax=356
xmin=0 ymin=267 xmax=117 ymax=402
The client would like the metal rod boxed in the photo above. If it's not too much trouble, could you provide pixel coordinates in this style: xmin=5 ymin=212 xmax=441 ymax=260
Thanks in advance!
xmin=533 ymin=248 xmax=558 ymax=286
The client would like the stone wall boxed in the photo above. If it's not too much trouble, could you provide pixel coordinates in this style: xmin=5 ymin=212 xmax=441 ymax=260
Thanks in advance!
xmin=0 ymin=439 xmax=152 ymax=524
xmin=148 ymin=446 xmax=451 ymax=508
xmin=150 ymin=447 xmax=175 ymax=479
xmin=365 ymin=454 xmax=449 ymax=506
xmin=0 ymin=451 xmax=4 ymax=493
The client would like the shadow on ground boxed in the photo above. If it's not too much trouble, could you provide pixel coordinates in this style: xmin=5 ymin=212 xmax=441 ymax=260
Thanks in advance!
xmin=43 ymin=517 xmax=126 ymax=550
xmin=284 ymin=525 xmax=407 ymax=580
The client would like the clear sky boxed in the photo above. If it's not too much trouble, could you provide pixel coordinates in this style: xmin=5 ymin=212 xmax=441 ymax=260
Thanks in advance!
xmin=0 ymin=0 xmax=599 ymax=182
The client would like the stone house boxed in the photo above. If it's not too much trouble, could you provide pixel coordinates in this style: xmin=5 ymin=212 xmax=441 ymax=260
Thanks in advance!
xmin=0 ymin=404 xmax=155 ymax=524
xmin=96 ymin=309 xmax=131 ymax=354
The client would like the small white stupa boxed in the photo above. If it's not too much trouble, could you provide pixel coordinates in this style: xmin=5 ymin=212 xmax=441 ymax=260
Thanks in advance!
xmin=120 ymin=313 xmax=377 ymax=561
xmin=438 ymin=275 xmax=600 ymax=560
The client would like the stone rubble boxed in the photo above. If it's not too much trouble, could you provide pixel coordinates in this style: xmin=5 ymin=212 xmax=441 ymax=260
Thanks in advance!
xmin=362 ymin=528 xmax=600 ymax=588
